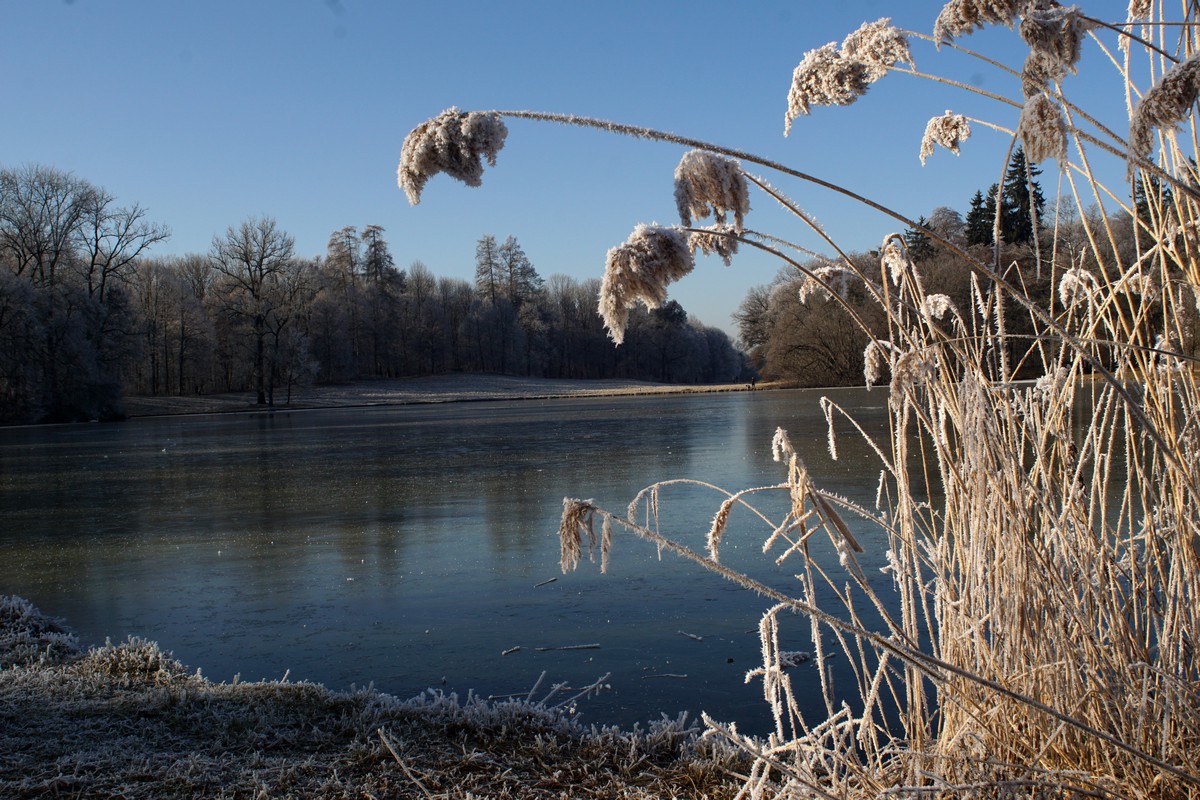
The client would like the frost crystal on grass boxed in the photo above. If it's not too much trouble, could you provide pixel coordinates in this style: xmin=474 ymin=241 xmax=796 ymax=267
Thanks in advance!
xmin=674 ymin=150 xmax=750 ymax=231
xmin=933 ymin=0 xmax=1025 ymax=43
xmin=1130 ymin=55 xmax=1200 ymax=170
xmin=599 ymin=225 xmax=694 ymax=344
xmin=920 ymin=111 xmax=972 ymax=165
xmin=1018 ymin=94 xmax=1068 ymax=164
xmin=398 ymin=108 xmax=508 ymax=205
xmin=840 ymin=18 xmax=913 ymax=81
xmin=785 ymin=44 xmax=872 ymax=134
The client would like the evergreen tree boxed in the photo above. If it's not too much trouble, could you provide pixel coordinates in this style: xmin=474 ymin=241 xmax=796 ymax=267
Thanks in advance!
xmin=1133 ymin=174 xmax=1175 ymax=252
xmin=904 ymin=216 xmax=937 ymax=261
xmin=1000 ymin=147 xmax=1045 ymax=244
xmin=965 ymin=189 xmax=993 ymax=246
xmin=361 ymin=224 xmax=396 ymax=284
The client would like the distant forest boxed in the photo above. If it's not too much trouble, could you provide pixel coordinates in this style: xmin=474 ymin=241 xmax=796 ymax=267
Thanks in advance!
xmin=735 ymin=147 xmax=1196 ymax=386
xmin=0 ymin=164 xmax=748 ymax=424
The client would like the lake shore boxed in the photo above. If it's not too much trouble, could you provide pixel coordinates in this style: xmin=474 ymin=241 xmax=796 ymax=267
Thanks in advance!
xmin=120 ymin=374 xmax=772 ymax=418
xmin=1 ymin=596 xmax=745 ymax=799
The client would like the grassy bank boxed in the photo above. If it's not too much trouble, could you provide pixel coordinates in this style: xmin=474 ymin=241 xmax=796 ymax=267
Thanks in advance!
xmin=119 ymin=374 xmax=764 ymax=419
xmin=0 ymin=596 xmax=744 ymax=799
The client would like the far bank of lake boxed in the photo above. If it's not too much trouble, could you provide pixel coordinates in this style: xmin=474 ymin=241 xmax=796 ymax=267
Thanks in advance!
xmin=118 ymin=374 xmax=765 ymax=419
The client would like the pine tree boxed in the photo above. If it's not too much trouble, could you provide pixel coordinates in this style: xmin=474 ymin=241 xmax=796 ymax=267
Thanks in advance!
xmin=965 ymin=189 xmax=993 ymax=246
xmin=361 ymin=224 xmax=396 ymax=284
xmin=1000 ymin=147 xmax=1045 ymax=245
xmin=904 ymin=216 xmax=937 ymax=261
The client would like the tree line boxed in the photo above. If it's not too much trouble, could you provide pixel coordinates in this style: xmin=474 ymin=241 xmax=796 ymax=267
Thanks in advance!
xmin=735 ymin=147 xmax=1193 ymax=386
xmin=0 ymin=164 xmax=747 ymax=424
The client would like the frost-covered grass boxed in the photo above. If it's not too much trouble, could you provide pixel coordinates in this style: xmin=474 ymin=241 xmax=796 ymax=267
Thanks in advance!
xmin=120 ymin=373 xmax=759 ymax=419
xmin=0 ymin=596 xmax=745 ymax=799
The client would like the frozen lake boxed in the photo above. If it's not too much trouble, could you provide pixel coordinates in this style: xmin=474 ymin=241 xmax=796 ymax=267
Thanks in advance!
xmin=0 ymin=386 xmax=893 ymax=732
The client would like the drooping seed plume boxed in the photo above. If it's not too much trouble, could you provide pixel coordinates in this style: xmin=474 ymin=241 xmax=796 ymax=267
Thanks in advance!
xmin=798 ymin=265 xmax=855 ymax=305
xmin=863 ymin=340 xmax=892 ymax=388
xmin=1058 ymin=267 xmax=1099 ymax=307
xmin=707 ymin=496 xmax=737 ymax=562
xmin=559 ymin=498 xmax=598 ymax=573
xmin=1129 ymin=55 xmax=1200 ymax=171
xmin=1021 ymin=50 xmax=1062 ymax=97
xmin=890 ymin=348 xmax=938 ymax=395
xmin=397 ymin=108 xmax=508 ymax=205
xmin=933 ymin=0 xmax=1026 ymax=43
xmin=688 ymin=228 xmax=739 ymax=266
xmin=599 ymin=225 xmax=694 ymax=344
xmin=921 ymin=293 xmax=957 ymax=320
xmin=785 ymin=44 xmax=872 ymax=135
xmin=840 ymin=18 xmax=914 ymax=81
xmin=881 ymin=238 xmax=911 ymax=285
xmin=674 ymin=150 xmax=750 ymax=231
xmin=919 ymin=111 xmax=972 ymax=165
xmin=1127 ymin=0 xmax=1151 ymax=18
xmin=1018 ymin=94 xmax=1068 ymax=165
xmin=1019 ymin=5 xmax=1097 ymax=79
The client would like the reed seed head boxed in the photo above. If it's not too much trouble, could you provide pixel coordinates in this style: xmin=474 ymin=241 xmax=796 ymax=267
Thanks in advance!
xmin=920 ymin=111 xmax=972 ymax=165
xmin=771 ymin=427 xmax=795 ymax=462
xmin=1130 ymin=55 xmax=1200 ymax=171
xmin=1019 ymin=5 xmax=1096 ymax=79
xmin=397 ymin=108 xmax=508 ymax=205
xmin=1127 ymin=0 xmax=1151 ymax=18
xmin=559 ymin=498 xmax=598 ymax=574
xmin=599 ymin=225 xmax=694 ymax=345
xmin=1058 ymin=267 xmax=1098 ymax=307
xmin=785 ymin=44 xmax=872 ymax=134
xmin=890 ymin=348 xmax=937 ymax=395
xmin=933 ymin=0 xmax=1025 ymax=44
xmin=798 ymin=265 xmax=854 ymax=305
xmin=1018 ymin=94 xmax=1068 ymax=165
xmin=840 ymin=18 xmax=913 ymax=81
xmin=881 ymin=238 xmax=911 ymax=285
xmin=707 ymin=497 xmax=737 ymax=562
xmin=922 ymin=293 xmax=957 ymax=320
xmin=674 ymin=150 xmax=750 ymax=231
xmin=688 ymin=228 xmax=740 ymax=266
xmin=863 ymin=340 xmax=891 ymax=388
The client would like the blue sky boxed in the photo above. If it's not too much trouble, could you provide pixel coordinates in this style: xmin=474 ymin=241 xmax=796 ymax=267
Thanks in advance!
xmin=3 ymin=1 xmax=1137 ymax=335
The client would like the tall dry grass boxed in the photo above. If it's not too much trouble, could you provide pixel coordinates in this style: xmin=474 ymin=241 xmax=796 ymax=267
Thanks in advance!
xmin=403 ymin=1 xmax=1200 ymax=796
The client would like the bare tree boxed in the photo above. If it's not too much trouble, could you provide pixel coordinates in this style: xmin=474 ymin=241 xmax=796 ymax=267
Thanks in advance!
xmin=76 ymin=189 xmax=170 ymax=302
xmin=0 ymin=164 xmax=93 ymax=288
xmin=209 ymin=217 xmax=296 ymax=405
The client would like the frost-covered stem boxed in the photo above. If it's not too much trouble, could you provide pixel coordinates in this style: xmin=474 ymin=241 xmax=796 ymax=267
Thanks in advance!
xmin=885 ymin=66 xmax=1023 ymax=109
xmin=583 ymin=506 xmax=1200 ymax=789
xmin=1082 ymin=15 xmax=1180 ymax=63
